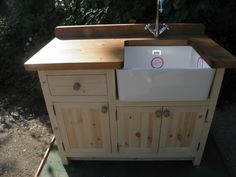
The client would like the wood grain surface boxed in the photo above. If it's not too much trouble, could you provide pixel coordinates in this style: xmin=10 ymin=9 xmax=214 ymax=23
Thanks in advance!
xmin=54 ymin=102 xmax=111 ymax=153
xmin=188 ymin=38 xmax=236 ymax=68
xmin=55 ymin=23 xmax=205 ymax=39
xmin=24 ymin=24 xmax=236 ymax=70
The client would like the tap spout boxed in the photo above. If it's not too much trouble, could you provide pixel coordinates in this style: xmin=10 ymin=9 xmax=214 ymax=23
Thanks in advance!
xmin=155 ymin=0 xmax=160 ymax=37
xmin=144 ymin=0 xmax=169 ymax=38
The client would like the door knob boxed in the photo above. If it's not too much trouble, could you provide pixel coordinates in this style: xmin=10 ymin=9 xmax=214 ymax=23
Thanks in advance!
xmin=101 ymin=105 xmax=108 ymax=114
xmin=155 ymin=110 xmax=162 ymax=117
xmin=73 ymin=82 xmax=81 ymax=91
xmin=163 ymin=110 xmax=170 ymax=117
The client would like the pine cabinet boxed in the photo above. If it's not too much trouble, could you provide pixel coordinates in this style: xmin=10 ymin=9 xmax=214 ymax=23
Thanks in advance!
xmin=54 ymin=102 xmax=111 ymax=153
xmin=38 ymin=68 xmax=224 ymax=166
xmin=117 ymin=106 xmax=207 ymax=154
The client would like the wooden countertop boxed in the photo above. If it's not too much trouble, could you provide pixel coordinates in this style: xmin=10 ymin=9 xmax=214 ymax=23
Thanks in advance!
xmin=24 ymin=24 xmax=236 ymax=71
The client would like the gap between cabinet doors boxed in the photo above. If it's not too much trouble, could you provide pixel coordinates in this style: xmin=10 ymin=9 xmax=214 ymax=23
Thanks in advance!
xmin=116 ymin=106 xmax=208 ymax=154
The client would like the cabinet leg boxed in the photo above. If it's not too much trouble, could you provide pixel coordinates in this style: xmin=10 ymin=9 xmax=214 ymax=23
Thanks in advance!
xmin=192 ymin=159 xmax=200 ymax=166
xmin=57 ymin=144 xmax=69 ymax=165
xmin=192 ymin=155 xmax=202 ymax=166
xmin=61 ymin=156 xmax=69 ymax=165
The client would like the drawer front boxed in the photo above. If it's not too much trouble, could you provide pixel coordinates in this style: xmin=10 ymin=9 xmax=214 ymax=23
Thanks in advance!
xmin=47 ymin=75 xmax=107 ymax=96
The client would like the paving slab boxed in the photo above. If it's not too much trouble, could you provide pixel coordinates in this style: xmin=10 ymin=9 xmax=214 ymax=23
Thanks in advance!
xmin=39 ymin=136 xmax=229 ymax=177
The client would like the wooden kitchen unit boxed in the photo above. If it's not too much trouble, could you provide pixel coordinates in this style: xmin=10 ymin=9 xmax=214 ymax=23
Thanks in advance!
xmin=24 ymin=24 xmax=236 ymax=165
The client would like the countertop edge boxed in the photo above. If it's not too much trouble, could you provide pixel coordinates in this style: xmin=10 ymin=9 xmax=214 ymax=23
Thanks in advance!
xmin=24 ymin=62 xmax=123 ymax=71
xmin=24 ymin=24 xmax=236 ymax=71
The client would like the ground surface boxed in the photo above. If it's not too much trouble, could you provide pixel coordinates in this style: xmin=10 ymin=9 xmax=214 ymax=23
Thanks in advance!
xmin=0 ymin=94 xmax=52 ymax=177
xmin=211 ymin=103 xmax=236 ymax=177
xmin=40 ymin=136 xmax=228 ymax=177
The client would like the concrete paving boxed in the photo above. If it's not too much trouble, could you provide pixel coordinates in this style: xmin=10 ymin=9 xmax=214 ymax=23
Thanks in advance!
xmin=39 ymin=136 xmax=229 ymax=177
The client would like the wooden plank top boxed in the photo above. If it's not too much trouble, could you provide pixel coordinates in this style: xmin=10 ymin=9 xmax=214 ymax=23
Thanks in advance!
xmin=24 ymin=37 xmax=127 ymax=70
xmin=55 ymin=23 xmax=205 ymax=39
xmin=188 ymin=38 xmax=236 ymax=68
xmin=24 ymin=24 xmax=236 ymax=71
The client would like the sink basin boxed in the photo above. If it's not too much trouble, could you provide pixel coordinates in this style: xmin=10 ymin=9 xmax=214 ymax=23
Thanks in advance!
xmin=116 ymin=45 xmax=215 ymax=101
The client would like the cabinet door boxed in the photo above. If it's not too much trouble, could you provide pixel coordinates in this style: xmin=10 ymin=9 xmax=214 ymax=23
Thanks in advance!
xmin=54 ymin=102 xmax=111 ymax=153
xmin=117 ymin=107 xmax=162 ymax=153
xmin=159 ymin=106 xmax=207 ymax=153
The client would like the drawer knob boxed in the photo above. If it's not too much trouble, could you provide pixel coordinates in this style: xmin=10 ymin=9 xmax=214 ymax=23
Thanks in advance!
xmin=73 ymin=82 xmax=81 ymax=91
xmin=135 ymin=132 xmax=141 ymax=138
xmin=163 ymin=110 xmax=170 ymax=117
xmin=101 ymin=106 xmax=108 ymax=114
xmin=155 ymin=110 xmax=162 ymax=117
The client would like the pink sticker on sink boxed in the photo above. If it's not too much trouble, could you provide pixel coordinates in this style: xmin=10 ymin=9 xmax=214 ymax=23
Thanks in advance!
xmin=151 ymin=57 xmax=164 ymax=69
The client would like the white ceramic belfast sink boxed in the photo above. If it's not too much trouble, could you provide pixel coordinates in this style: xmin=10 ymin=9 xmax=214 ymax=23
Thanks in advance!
xmin=116 ymin=46 xmax=215 ymax=101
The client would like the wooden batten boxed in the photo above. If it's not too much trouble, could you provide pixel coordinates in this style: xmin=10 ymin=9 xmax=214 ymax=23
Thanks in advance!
xmin=189 ymin=38 xmax=236 ymax=68
xmin=38 ymin=71 xmax=69 ymax=165
xmin=124 ymin=39 xmax=189 ymax=46
xmin=55 ymin=23 xmax=205 ymax=39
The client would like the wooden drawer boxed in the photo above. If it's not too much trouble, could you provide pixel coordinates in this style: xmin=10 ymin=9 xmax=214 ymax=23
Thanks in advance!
xmin=47 ymin=75 xmax=107 ymax=96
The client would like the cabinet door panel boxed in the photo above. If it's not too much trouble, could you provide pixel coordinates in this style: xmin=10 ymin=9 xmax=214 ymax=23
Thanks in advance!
xmin=159 ymin=106 xmax=206 ymax=153
xmin=55 ymin=102 xmax=111 ymax=153
xmin=117 ymin=107 xmax=162 ymax=153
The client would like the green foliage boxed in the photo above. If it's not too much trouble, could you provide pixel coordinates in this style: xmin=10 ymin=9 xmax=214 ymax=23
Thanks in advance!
xmin=164 ymin=0 xmax=236 ymax=53
xmin=55 ymin=0 xmax=156 ymax=24
xmin=103 ymin=0 xmax=155 ymax=23
xmin=0 ymin=0 xmax=59 ymax=91
xmin=6 ymin=0 xmax=58 ymax=40
xmin=0 ymin=17 xmax=8 ymax=40
xmin=55 ymin=0 xmax=111 ymax=25
xmin=163 ymin=0 xmax=217 ymax=22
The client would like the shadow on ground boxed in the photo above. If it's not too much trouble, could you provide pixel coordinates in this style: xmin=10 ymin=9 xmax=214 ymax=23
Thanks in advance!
xmin=40 ymin=136 xmax=229 ymax=177
xmin=211 ymin=103 xmax=236 ymax=177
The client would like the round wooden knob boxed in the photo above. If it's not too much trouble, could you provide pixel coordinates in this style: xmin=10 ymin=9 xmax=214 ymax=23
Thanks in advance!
xmin=163 ymin=110 xmax=170 ymax=117
xmin=73 ymin=82 xmax=81 ymax=91
xmin=135 ymin=132 xmax=141 ymax=138
xmin=155 ymin=110 xmax=162 ymax=117
xmin=101 ymin=105 xmax=108 ymax=114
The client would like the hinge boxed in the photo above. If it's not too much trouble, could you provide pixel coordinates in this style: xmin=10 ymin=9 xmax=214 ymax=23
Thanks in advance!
xmin=197 ymin=142 xmax=201 ymax=151
xmin=53 ymin=105 xmax=56 ymax=116
xmin=62 ymin=142 xmax=65 ymax=151
xmin=204 ymin=109 xmax=209 ymax=123
xmin=116 ymin=109 xmax=118 ymax=121
xmin=117 ymin=143 xmax=119 ymax=152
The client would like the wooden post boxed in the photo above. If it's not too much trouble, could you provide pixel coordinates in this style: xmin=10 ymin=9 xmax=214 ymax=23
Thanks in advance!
xmin=106 ymin=70 xmax=118 ymax=152
xmin=38 ymin=71 xmax=69 ymax=165
xmin=193 ymin=68 xmax=225 ymax=165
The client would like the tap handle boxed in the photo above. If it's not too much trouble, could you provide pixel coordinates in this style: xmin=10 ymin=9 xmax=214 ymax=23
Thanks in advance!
xmin=163 ymin=23 xmax=170 ymax=30
xmin=144 ymin=24 xmax=151 ymax=30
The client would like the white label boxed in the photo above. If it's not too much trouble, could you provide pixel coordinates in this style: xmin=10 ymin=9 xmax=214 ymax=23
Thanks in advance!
xmin=152 ymin=50 xmax=161 ymax=55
